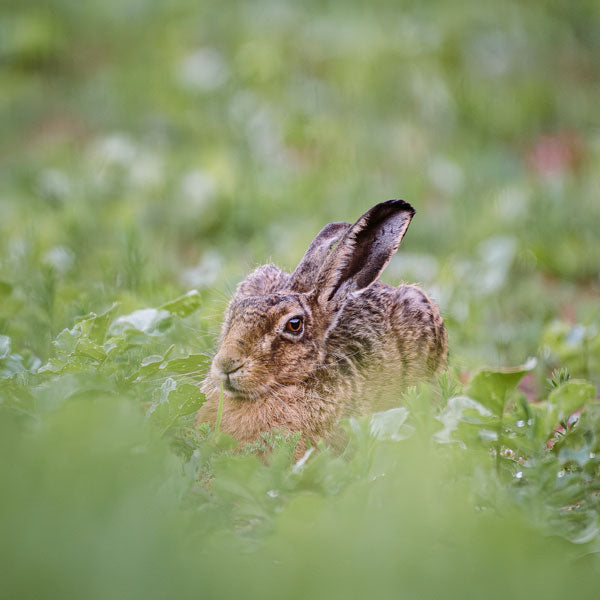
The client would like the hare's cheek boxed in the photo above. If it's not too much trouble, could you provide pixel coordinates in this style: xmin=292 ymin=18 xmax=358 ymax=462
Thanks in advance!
xmin=261 ymin=335 xmax=272 ymax=352
xmin=202 ymin=373 xmax=221 ymax=397
xmin=266 ymin=335 xmax=291 ymax=363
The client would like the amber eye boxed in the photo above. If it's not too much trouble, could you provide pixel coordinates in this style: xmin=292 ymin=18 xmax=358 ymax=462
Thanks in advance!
xmin=285 ymin=316 xmax=304 ymax=334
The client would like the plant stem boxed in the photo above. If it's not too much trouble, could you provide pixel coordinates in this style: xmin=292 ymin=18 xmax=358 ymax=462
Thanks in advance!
xmin=215 ymin=382 xmax=224 ymax=433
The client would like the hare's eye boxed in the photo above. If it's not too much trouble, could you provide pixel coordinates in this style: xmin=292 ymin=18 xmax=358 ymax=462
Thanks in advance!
xmin=285 ymin=317 xmax=303 ymax=334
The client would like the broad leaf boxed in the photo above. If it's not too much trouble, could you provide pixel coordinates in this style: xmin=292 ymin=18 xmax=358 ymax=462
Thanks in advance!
xmin=160 ymin=290 xmax=202 ymax=317
xmin=0 ymin=335 xmax=10 ymax=360
xmin=370 ymin=407 xmax=414 ymax=442
xmin=109 ymin=308 xmax=172 ymax=336
xmin=548 ymin=380 xmax=596 ymax=422
xmin=465 ymin=358 xmax=537 ymax=417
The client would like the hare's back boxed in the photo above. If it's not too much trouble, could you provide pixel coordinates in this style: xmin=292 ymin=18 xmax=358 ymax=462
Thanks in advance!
xmin=334 ymin=282 xmax=446 ymax=385
xmin=390 ymin=283 xmax=447 ymax=380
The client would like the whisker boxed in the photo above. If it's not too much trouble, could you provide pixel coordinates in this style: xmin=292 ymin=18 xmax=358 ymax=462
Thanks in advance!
xmin=137 ymin=368 xmax=211 ymax=384
xmin=210 ymin=287 xmax=235 ymax=305
xmin=176 ymin=324 xmax=220 ymax=337
xmin=268 ymin=381 xmax=309 ymax=408
xmin=315 ymin=349 xmax=364 ymax=369
xmin=267 ymin=379 xmax=359 ymax=413
xmin=264 ymin=385 xmax=288 ymax=410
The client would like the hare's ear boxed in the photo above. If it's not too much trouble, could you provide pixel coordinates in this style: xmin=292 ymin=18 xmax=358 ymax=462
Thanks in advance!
xmin=288 ymin=222 xmax=350 ymax=292
xmin=314 ymin=200 xmax=415 ymax=308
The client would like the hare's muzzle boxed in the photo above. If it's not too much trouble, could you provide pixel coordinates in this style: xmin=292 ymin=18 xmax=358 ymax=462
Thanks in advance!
xmin=217 ymin=355 xmax=244 ymax=375
xmin=213 ymin=354 xmax=246 ymax=394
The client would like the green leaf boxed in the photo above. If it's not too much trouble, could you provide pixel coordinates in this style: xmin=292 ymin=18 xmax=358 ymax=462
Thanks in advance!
xmin=0 ymin=335 xmax=10 ymax=360
xmin=212 ymin=431 xmax=238 ymax=451
xmin=167 ymin=382 xmax=206 ymax=417
xmin=103 ymin=335 xmax=128 ymax=357
xmin=0 ymin=281 xmax=12 ymax=299
xmin=548 ymin=380 xmax=596 ymax=421
xmin=38 ymin=358 xmax=68 ymax=374
xmin=74 ymin=338 xmax=106 ymax=362
xmin=87 ymin=303 xmax=121 ymax=344
xmin=146 ymin=377 xmax=206 ymax=433
xmin=159 ymin=353 xmax=210 ymax=374
xmin=137 ymin=354 xmax=166 ymax=378
xmin=369 ymin=407 xmax=414 ymax=442
xmin=435 ymin=395 xmax=498 ymax=446
xmin=541 ymin=321 xmax=600 ymax=379
xmin=146 ymin=378 xmax=176 ymax=429
xmin=0 ymin=352 xmax=34 ymax=378
xmin=160 ymin=290 xmax=202 ymax=317
xmin=38 ymin=355 xmax=94 ymax=375
xmin=53 ymin=327 xmax=80 ymax=355
xmin=528 ymin=401 xmax=560 ymax=442
xmin=136 ymin=350 xmax=207 ymax=381
xmin=465 ymin=358 xmax=537 ymax=417
xmin=0 ymin=379 xmax=36 ymax=416
xmin=108 ymin=308 xmax=172 ymax=336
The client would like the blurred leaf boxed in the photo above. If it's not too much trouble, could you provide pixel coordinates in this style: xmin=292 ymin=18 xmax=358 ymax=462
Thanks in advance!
xmin=528 ymin=400 xmax=560 ymax=442
xmin=435 ymin=395 xmax=497 ymax=446
xmin=74 ymin=337 xmax=106 ymax=362
xmin=109 ymin=308 xmax=172 ymax=336
xmin=87 ymin=303 xmax=121 ymax=344
xmin=160 ymin=353 xmax=210 ymax=374
xmin=370 ymin=407 xmax=414 ymax=442
xmin=147 ymin=377 xmax=205 ymax=433
xmin=465 ymin=358 xmax=537 ymax=417
xmin=212 ymin=431 xmax=238 ymax=452
xmin=37 ymin=358 xmax=65 ymax=374
xmin=50 ymin=306 xmax=120 ymax=359
xmin=136 ymin=351 xmax=208 ymax=381
xmin=542 ymin=321 xmax=600 ymax=380
xmin=160 ymin=290 xmax=202 ymax=317
xmin=0 ymin=379 xmax=36 ymax=416
xmin=0 ymin=281 xmax=12 ymax=299
xmin=0 ymin=352 xmax=34 ymax=378
xmin=548 ymin=380 xmax=596 ymax=422
xmin=53 ymin=326 xmax=79 ymax=355
xmin=0 ymin=335 xmax=10 ymax=360
xmin=168 ymin=382 xmax=206 ymax=416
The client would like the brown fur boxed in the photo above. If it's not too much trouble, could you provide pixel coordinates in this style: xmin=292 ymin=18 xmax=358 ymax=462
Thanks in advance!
xmin=196 ymin=200 xmax=448 ymax=457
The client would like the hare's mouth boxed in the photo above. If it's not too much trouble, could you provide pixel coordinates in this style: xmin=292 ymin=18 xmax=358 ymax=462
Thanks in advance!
xmin=223 ymin=378 xmax=242 ymax=395
xmin=221 ymin=377 xmax=255 ymax=400
xmin=206 ymin=369 xmax=265 ymax=401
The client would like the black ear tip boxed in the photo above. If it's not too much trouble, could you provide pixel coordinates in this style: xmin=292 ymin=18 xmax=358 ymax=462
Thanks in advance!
xmin=387 ymin=199 xmax=415 ymax=216
xmin=362 ymin=200 xmax=416 ymax=226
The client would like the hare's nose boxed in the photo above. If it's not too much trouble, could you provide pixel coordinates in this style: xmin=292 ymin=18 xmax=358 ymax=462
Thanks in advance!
xmin=217 ymin=356 xmax=244 ymax=375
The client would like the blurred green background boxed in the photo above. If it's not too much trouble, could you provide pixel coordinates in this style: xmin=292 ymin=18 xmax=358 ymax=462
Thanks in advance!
xmin=1 ymin=0 xmax=600 ymax=598
xmin=2 ymin=0 xmax=599 ymax=365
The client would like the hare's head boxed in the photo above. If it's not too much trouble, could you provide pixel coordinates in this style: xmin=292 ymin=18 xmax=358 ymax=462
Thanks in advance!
xmin=202 ymin=200 xmax=415 ymax=402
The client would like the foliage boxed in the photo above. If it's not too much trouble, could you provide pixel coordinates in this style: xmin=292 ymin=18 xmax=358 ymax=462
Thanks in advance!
xmin=1 ymin=0 xmax=600 ymax=598
xmin=2 ymin=292 xmax=600 ymax=598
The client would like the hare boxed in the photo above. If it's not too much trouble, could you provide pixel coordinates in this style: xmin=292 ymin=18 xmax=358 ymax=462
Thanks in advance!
xmin=196 ymin=200 xmax=447 ymax=456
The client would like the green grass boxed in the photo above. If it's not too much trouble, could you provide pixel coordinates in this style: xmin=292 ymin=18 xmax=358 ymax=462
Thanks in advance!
xmin=1 ymin=0 xmax=600 ymax=598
